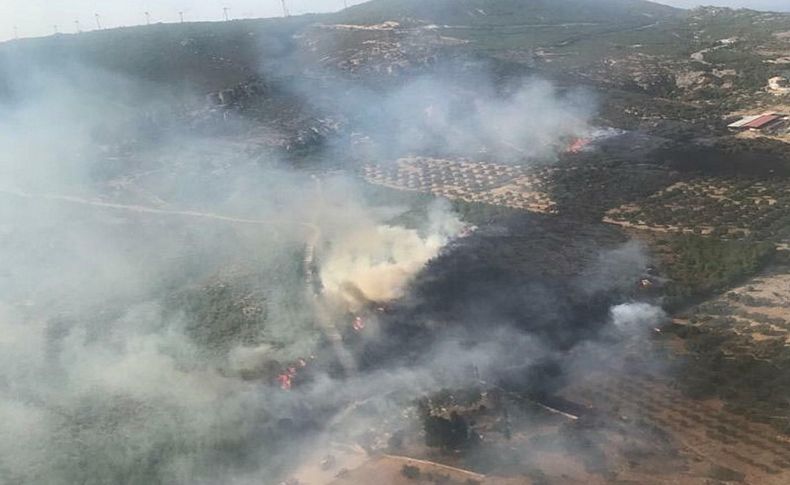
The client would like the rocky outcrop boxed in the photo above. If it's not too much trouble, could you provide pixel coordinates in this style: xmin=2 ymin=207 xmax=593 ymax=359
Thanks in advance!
xmin=295 ymin=21 xmax=467 ymax=78
xmin=767 ymin=76 xmax=790 ymax=95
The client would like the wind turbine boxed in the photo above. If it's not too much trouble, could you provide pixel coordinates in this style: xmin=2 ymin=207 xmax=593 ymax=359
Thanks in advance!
xmin=74 ymin=20 xmax=81 ymax=33
xmin=280 ymin=0 xmax=290 ymax=17
xmin=144 ymin=11 xmax=151 ymax=25
xmin=179 ymin=11 xmax=185 ymax=23
xmin=223 ymin=7 xmax=230 ymax=21
xmin=95 ymin=13 xmax=102 ymax=30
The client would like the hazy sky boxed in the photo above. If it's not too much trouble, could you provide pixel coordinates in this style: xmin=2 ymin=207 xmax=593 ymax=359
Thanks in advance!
xmin=1 ymin=0 xmax=789 ymax=43
xmin=659 ymin=0 xmax=790 ymax=10
xmin=0 ymin=1 xmax=367 ymax=41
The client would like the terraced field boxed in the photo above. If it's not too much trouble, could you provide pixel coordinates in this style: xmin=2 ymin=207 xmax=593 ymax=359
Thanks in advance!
xmin=564 ymin=370 xmax=790 ymax=483
xmin=605 ymin=177 xmax=790 ymax=243
xmin=362 ymin=157 xmax=675 ymax=218
xmin=362 ymin=157 xmax=557 ymax=213
xmin=681 ymin=270 xmax=790 ymax=350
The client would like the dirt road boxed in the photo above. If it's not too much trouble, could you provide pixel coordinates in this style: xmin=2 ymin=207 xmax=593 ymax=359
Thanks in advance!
xmin=0 ymin=187 xmax=320 ymax=235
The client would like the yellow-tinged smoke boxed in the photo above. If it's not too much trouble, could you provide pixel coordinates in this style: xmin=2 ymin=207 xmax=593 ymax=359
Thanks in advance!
xmin=320 ymin=203 xmax=462 ymax=310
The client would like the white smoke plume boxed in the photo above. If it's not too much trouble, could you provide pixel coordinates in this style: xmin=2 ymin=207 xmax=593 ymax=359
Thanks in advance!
xmin=376 ymin=76 xmax=594 ymax=161
xmin=320 ymin=200 xmax=463 ymax=310
xmin=299 ymin=72 xmax=596 ymax=163
xmin=576 ymin=241 xmax=650 ymax=296
xmin=610 ymin=302 xmax=667 ymax=331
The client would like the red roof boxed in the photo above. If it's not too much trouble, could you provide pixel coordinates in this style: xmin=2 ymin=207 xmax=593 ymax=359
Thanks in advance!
xmin=743 ymin=114 xmax=781 ymax=129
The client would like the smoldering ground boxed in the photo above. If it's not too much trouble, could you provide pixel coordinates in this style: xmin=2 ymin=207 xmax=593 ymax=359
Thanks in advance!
xmin=0 ymin=40 xmax=665 ymax=485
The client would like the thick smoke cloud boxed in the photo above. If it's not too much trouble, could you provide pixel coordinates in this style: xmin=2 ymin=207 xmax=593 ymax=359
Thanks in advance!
xmin=367 ymin=76 xmax=594 ymax=161
xmin=320 ymin=199 xmax=463 ymax=310
xmin=0 ymin=33 xmax=651 ymax=485
xmin=286 ymin=70 xmax=596 ymax=163
xmin=0 ymin=60 xmax=475 ymax=483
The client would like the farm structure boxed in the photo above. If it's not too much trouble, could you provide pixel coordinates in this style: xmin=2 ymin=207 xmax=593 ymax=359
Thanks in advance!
xmin=728 ymin=112 xmax=789 ymax=132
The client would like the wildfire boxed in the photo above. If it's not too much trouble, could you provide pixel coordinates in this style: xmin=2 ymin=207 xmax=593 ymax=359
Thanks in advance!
xmin=458 ymin=224 xmax=477 ymax=238
xmin=276 ymin=357 xmax=310 ymax=391
xmin=638 ymin=278 xmax=654 ymax=289
xmin=352 ymin=316 xmax=366 ymax=332
xmin=566 ymin=137 xmax=589 ymax=153
xmin=277 ymin=370 xmax=294 ymax=390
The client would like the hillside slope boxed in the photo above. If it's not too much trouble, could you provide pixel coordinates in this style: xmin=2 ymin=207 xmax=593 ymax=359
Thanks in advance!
xmin=0 ymin=17 xmax=317 ymax=94
xmin=0 ymin=0 xmax=683 ymax=97
xmin=2 ymin=0 xmax=788 ymax=114
xmin=336 ymin=0 xmax=682 ymax=26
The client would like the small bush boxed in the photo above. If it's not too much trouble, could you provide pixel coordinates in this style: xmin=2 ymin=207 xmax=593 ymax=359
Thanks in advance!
xmin=401 ymin=465 xmax=421 ymax=480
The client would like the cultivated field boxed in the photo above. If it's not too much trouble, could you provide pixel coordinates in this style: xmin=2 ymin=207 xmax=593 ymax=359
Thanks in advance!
xmin=681 ymin=270 xmax=790 ymax=349
xmin=562 ymin=369 xmax=790 ymax=484
xmin=605 ymin=177 xmax=790 ymax=243
xmin=362 ymin=157 xmax=558 ymax=214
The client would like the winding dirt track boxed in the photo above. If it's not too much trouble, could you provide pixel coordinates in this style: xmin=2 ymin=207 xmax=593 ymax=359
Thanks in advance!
xmin=0 ymin=188 xmax=320 ymax=236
